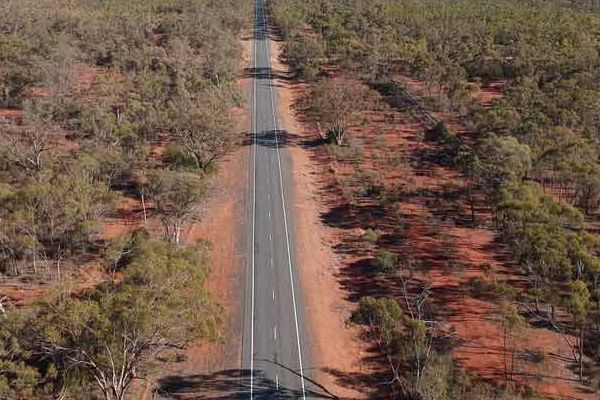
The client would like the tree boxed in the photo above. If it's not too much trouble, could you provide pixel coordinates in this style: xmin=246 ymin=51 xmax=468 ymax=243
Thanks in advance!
xmin=30 ymin=238 xmax=218 ymax=400
xmin=306 ymin=79 xmax=373 ymax=145
xmin=0 ymin=126 xmax=52 ymax=179
xmin=281 ymin=34 xmax=324 ymax=80
xmin=351 ymin=288 xmax=447 ymax=398
xmin=145 ymin=170 xmax=205 ymax=244
xmin=351 ymin=296 xmax=404 ymax=392
xmin=455 ymin=150 xmax=483 ymax=223
xmin=170 ymin=90 xmax=235 ymax=173
xmin=498 ymin=301 xmax=525 ymax=383
xmin=494 ymin=181 xmax=585 ymax=320
xmin=566 ymin=280 xmax=592 ymax=381
xmin=478 ymin=134 xmax=532 ymax=188
xmin=0 ymin=327 xmax=40 ymax=400
xmin=474 ymin=103 xmax=522 ymax=137
xmin=102 ymin=230 xmax=147 ymax=277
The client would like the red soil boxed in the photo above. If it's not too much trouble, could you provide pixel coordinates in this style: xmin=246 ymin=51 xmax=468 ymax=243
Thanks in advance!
xmin=28 ymin=66 xmax=101 ymax=98
xmin=476 ymin=80 xmax=508 ymax=105
xmin=0 ymin=108 xmax=22 ymax=119
xmin=76 ymin=67 xmax=101 ymax=92
xmin=102 ymin=196 xmax=147 ymax=240
xmin=28 ymin=86 xmax=51 ymax=97
xmin=399 ymin=76 xmax=507 ymax=109
xmin=0 ymin=262 xmax=109 ymax=306
xmin=0 ymin=285 xmax=47 ymax=305
xmin=393 ymin=74 xmax=595 ymax=397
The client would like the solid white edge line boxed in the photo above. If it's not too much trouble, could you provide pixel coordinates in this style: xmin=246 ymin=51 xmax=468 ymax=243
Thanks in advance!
xmin=250 ymin=0 xmax=257 ymax=398
xmin=260 ymin=2 xmax=307 ymax=398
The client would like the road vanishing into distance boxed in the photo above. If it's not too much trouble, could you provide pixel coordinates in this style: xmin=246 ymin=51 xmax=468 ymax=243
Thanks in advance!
xmin=241 ymin=0 xmax=314 ymax=398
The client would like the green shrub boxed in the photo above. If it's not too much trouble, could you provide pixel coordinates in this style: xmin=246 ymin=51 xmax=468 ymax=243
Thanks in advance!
xmin=373 ymin=250 xmax=398 ymax=274
xmin=424 ymin=122 xmax=462 ymax=165
xmin=328 ymin=143 xmax=362 ymax=161
xmin=468 ymin=277 xmax=518 ymax=300
xmin=75 ymin=106 xmax=118 ymax=138
xmin=387 ymin=153 xmax=409 ymax=168
xmin=522 ymin=349 xmax=547 ymax=364
xmin=162 ymin=143 xmax=198 ymax=171
xmin=363 ymin=228 xmax=382 ymax=244
xmin=351 ymin=296 xmax=401 ymax=326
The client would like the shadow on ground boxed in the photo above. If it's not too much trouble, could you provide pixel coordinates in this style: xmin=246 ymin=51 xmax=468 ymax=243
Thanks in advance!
xmin=154 ymin=368 xmax=340 ymax=399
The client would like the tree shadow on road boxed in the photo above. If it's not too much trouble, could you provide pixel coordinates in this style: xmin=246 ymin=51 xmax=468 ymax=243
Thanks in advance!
xmin=243 ymin=66 xmax=292 ymax=84
xmin=243 ymin=130 xmax=302 ymax=149
xmin=155 ymin=368 xmax=339 ymax=399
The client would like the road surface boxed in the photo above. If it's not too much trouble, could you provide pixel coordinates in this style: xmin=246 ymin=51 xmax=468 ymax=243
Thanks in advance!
xmin=241 ymin=0 xmax=314 ymax=398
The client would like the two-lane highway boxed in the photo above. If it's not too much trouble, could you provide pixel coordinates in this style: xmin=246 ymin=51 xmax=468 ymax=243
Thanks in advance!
xmin=242 ymin=0 xmax=311 ymax=398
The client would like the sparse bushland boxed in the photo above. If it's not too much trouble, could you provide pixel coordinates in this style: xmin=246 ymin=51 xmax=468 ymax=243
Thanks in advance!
xmin=270 ymin=0 xmax=600 ymax=394
xmin=351 ymin=294 xmax=526 ymax=400
xmin=271 ymin=0 xmax=600 ymax=214
xmin=2 ymin=233 xmax=217 ymax=400
xmin=0 ymin=0 xmax=247 ymax=282
xmin=0 ymin=0 xmax=248 ymax=398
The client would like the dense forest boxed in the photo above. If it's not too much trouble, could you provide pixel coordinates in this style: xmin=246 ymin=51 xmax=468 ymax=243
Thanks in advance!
xmin=270 ymin=0 xmax=600 ymax=398
xmin=0 ymin=0 xmax=247 ymax=399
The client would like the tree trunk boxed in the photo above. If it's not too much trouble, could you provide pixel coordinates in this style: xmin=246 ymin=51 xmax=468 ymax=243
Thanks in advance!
xmin=503 ymin=325 xmax=509 ymax=383
xmin=32 ymin=241 xmax=37 ymax=275
xmin=174 ymin=222 xmax=181 ymax=244
xmin=510 ymin=332 xmax=516 ymax=380
xmin=141 ymin=194 xmax=147 ymax=225
xmin=468 ymin=185 xmax=476 ymax=223
xmin=579 ymin=325 xmax=584 ymax=382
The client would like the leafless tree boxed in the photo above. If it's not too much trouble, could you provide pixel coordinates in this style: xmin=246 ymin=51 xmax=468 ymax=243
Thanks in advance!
xmin=1 ymin=127 xmax=51 ymax=176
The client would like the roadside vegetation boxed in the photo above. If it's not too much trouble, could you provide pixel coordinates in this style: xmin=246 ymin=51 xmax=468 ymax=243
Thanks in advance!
xmin=0 ymin=0 xmax=248 ymax=398
xmin=271 ymin=0 xmax=600 ymax=397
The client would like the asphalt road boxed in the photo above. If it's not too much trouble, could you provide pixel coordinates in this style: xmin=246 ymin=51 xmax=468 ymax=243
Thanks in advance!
xmin=241 ymin=0 xmax=312 ymax=398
